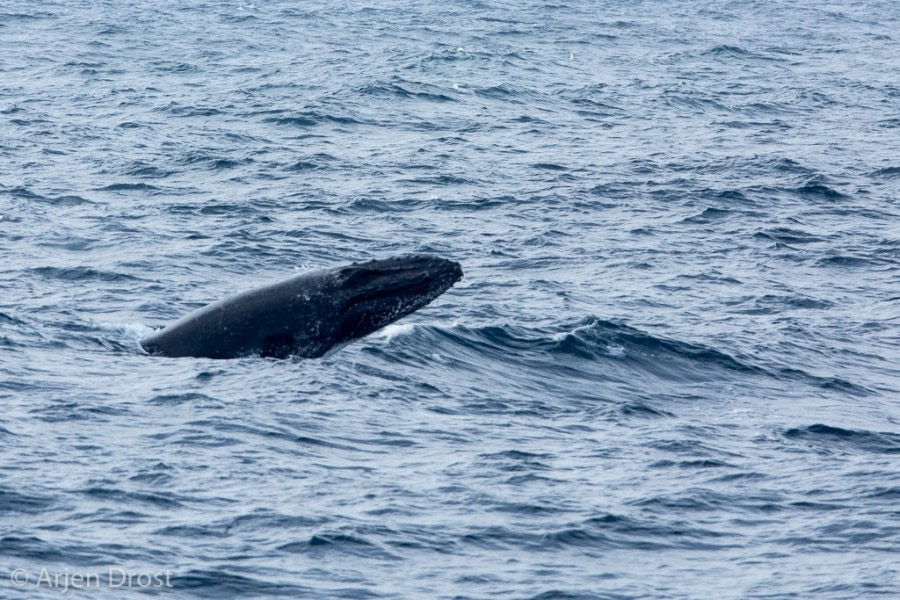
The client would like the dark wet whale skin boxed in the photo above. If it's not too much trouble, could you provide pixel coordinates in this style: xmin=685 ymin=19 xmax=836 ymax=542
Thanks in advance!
xmin=140 ymin=255 xmax=463 ymax=359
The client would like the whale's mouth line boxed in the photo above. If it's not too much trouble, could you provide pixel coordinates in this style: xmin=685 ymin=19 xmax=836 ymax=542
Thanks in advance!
xmin=341 ymin=280 xmax=443 ymax=321
xmin=346 ymin=276 xmax=432 ymax=305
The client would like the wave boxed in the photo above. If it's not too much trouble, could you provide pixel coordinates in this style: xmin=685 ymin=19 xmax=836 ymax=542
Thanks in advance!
xmin=263 ymin=111 xmax=365 ymax=128
xmin=368 ymin=317 xmax=765 ymax=390
xmin=783 ymin=424 xmax=900 ymax=455
xmin=754 ymin=227 xmax=825 ymax=245
xmin=791 ymin=182 xmax=846 ymax=200
xmin=4 ymin=187 xmax=95 ymax=205
xmin=28 ymin=266 xmax=141 ymax=282
xmin=870 ymin=166 xmax=900 ymax=178
xmin=96 ymin=182 xmax=160 ymax=192
xmin=0 ymin=489 xmax=57 ymax=515
xmin=177 ymin=151 xmax=254 ymax=170
xmin=360 ymin=81 xmax=458 ymax=103
xmin=703 ymin=44 xmax=781 ymax=62
xmin=173 ymin=570 xmax=313 ymax=598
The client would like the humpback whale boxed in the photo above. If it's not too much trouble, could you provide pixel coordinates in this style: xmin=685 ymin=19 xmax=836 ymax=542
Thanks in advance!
xmin=140 ymin=255 xmax=462 ymax=359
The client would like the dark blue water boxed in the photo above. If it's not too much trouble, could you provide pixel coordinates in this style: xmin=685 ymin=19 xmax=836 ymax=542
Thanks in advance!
xmin=2 ymin=1 xmax=899 ymax=598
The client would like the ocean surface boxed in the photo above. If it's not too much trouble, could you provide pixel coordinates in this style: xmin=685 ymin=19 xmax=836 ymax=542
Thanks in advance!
xmin=2 ymin=1 xmax=899 ymax=598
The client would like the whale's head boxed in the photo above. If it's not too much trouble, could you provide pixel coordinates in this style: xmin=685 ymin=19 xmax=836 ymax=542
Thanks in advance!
xmin=330 ymin=254 xmax=463 ymax=344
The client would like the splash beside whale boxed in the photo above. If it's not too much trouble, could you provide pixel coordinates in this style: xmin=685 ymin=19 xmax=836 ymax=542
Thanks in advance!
xmin=140 ymin=255 xmax=462 ymax=359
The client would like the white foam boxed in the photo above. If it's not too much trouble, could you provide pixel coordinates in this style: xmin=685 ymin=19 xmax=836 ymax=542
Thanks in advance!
xmin=605 ymin=344 xmax=626 ymax=358
xmin=95 ymin=321 xmax=158 ymax=339
xmin=376 ymin=323 xmax=416 ymax=341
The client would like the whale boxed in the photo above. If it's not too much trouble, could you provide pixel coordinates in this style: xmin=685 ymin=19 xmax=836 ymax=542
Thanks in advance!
xmin=140 ymin=255 xmax=462 ymax=359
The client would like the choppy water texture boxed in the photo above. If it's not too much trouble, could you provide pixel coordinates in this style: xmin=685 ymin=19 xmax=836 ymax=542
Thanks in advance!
xmin=2 ymin=1 xmax=900 ymax=598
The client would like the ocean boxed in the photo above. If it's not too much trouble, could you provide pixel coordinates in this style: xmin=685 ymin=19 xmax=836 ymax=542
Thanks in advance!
xmin=1 ymin=1 xmax=899 ymax=598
